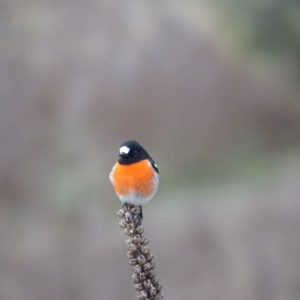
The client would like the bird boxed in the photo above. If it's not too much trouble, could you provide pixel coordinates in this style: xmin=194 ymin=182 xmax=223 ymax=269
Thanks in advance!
xmin=109 ymin=140 xmax=159 ymax=221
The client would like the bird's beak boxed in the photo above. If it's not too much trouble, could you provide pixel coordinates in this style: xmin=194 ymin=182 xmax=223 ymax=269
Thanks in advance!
xmin=119 ymin=152 xmax=127 ymax=158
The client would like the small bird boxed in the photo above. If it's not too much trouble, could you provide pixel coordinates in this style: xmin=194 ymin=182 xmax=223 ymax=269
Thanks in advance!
xmin=109 ymin=140 xmax=159 ymax=221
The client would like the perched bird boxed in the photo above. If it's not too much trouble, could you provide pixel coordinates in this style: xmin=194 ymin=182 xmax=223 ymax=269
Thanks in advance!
xmin=109 ymin=140 xmax=159 ymax=221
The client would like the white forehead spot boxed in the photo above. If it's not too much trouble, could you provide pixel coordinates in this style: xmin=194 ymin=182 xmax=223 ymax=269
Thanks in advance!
xmin=119 ymin=145 xmax=130 ymax=155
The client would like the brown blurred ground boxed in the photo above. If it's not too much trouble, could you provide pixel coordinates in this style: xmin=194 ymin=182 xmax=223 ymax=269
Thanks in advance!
xmin=1 ymin=1 xmax=300 ymax=300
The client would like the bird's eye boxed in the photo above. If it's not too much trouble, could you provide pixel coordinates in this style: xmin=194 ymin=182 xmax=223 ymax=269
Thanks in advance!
xmin=133 ymin=150 xmax=137 ymax=155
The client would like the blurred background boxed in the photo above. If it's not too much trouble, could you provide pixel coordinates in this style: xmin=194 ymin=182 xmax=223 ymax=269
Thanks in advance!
xmin=1 ymin=0 xmax=300 ymax=299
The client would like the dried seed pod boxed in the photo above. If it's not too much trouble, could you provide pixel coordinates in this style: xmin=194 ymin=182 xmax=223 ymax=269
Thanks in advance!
xmin=131 ymin=206 xmax=140 ymax=215
xmin=156 ymin=282 xmax=163 ymax=293
xmin=139 ymin=272 xmax=147 ymax=281
xmin=137 ymin=255 xmax=147 ymax=265
xmin=136 ymin=225 xmax=144 ymax=234
xmin=127 ymin=251 xmax=134 ymax=259
xmin=132 ymin=265 xmax=142 ymax=274
xmin=147 ymin=258 xmax=155 ymax=267
xmin=132 ymin=235 xmax=143 ymax=244
xmin=143 ymin=279 xmax=152 ymax=290
xmin=141 ymin=245 xmax=150 ymax=255
xmin=137 ymin=290 xmax=148 ymax=299
xmin=156 ymin=291 xmax=164 ymax=299
xmin=123 ymin=228 xmax=131 ymax=236
xmin=152 ymin=277 xmax=159 ymax=285
xmin=125 ymin=211 xmax=133 ymax=221
xmin=132 ymin=273 xmax=140 ymax=284
xmin=150 ymin=259 xmax=156 ymax=269
xmin=119 ymin=220 xmax=127 ymax=229
xmin=143 ymin=263 xmax=152 ymax=271
xmin=134 ymin=283 xmax=144 ymax=291
xmin=133 ymin=219 xmax=140 ymax=226
xmin=146 ymin=254 xmax=154 ymax=262
xmin=149 ymin=287 xmax=157 ymax=297
xmin=127 ymin=223 xmax=135 ymax=233
xmin=129 ymin=258 xmax=138 ymax=266
xmin=141 ymin=237 xmax=150 ymax=245
xmin=125 ymin=239 xmax=134 ymax=246
xmin=147 ymin=269 xmax=156 ymax=278
xmin=128 ymin=243 xmax=137 ymax=252
xmin=117 ymin=209 xmax=126 ymax=218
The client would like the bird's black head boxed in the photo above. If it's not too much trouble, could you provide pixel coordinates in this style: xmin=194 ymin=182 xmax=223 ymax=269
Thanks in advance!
xmin=118 ymin=140 xmax=150 ymax=165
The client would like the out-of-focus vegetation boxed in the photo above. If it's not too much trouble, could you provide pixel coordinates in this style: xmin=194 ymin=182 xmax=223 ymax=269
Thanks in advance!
xmin=205 ymin=0 xmax=300 ymax=83
xmin=1 ymin=1 xmax=300 ymax=300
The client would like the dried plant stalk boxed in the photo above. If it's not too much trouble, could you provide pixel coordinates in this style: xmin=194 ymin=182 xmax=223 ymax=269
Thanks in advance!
xmin=117 ymin=204 xmax=165 ymax=300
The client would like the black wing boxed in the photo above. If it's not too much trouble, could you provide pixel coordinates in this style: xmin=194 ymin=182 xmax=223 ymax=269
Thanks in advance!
xmin=150 ymin=159 xmax=159 ymax=174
